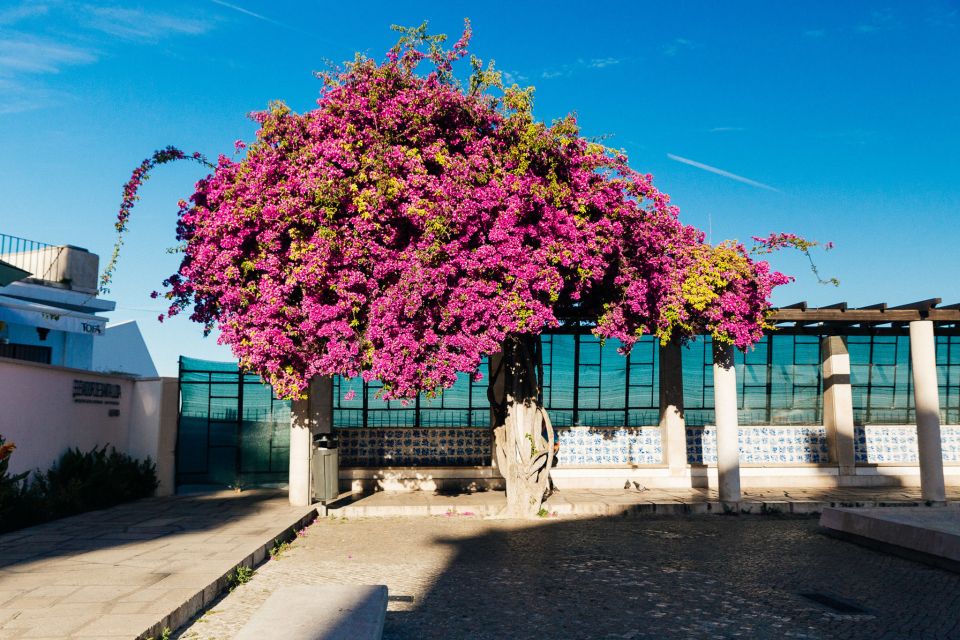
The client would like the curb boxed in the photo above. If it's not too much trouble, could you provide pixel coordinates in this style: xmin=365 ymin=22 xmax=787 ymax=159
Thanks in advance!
xmin=328 ymin=499 xmax=960 ymax=519
xmin=138 ymin=506 xmax=319 ymax=640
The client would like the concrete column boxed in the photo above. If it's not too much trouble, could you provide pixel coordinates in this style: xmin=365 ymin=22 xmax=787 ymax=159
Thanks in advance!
xmin=289 ymin=376 xmax=334 ymax=506
xmin=822 ymin=336 xmax=856 ymax=476
xmin=289 ymin=393 xmax=313 ymax=506
xmin=713 ymin=341 xmax=741 ymax=504
xmin=659 ymin=341 xmax=687 ymax=475
xmin=909 ymin=321 xmax=946 ymax=503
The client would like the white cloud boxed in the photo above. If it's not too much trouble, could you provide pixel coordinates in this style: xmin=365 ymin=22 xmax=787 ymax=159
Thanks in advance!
xmin=662 ymin=38 xmax=694 ymax=57
xmin=83 ymin=6 xmax=210 ymax=41
xmin=588 ymin=57 xmax=620 ymax=69
xmin=667 ymin=153 xmax=780 ymax=192
xmin=0 ymin=35 xmax=97 ymax=74
xmin=540 ymin=57 xmax=623 ymax=80
xmin=708 ymin=126 xmax=745 ymax=133
xmin=0 ymin=4 xmax=49 ymax=25
xmin=502 ymin=70 xmax=528 ymax=85
xmin=0 ymin=78 xmax=66 ymax=115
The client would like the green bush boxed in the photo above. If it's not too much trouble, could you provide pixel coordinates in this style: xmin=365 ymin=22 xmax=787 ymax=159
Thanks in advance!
xmin=31 ymin=445 xmax=158 ymax=520
xmin=0 ymin=440 xmax=158 ymax=534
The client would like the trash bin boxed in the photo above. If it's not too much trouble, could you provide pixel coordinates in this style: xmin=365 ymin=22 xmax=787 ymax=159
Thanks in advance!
xmin=311 ymin=433 xmax=339 ymax=504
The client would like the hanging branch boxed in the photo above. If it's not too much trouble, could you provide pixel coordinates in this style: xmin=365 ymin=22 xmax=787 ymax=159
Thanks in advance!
xmin=750 ymin=232 xmax=839 ymax=287
xmin=99 ymin=146 xmax=213 ymax=294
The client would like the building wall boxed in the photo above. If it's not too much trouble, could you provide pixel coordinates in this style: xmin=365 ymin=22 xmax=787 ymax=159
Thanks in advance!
xmin=92 ymin=321 xmax=158 ymax=377
xmin=3 ymin=322 xmax=95 ymax=369
xmin=0 ymin=357 xmax=176 ymax=494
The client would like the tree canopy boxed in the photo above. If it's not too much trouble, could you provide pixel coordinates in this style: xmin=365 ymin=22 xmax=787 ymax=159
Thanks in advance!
xmin=121 ymin=23 xmax=792 ymax=399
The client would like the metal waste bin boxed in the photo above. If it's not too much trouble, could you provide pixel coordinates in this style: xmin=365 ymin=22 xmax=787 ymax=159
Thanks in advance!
xmin=311 ymin=433 xmax=339 ymax=504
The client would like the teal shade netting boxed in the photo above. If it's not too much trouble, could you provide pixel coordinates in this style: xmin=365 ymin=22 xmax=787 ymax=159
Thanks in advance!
xmin=175 ymin=335 xmax=960 ymax=485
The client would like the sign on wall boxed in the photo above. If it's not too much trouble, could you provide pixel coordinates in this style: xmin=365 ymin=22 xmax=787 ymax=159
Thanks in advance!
xmin=72 ymin=379 xmax=121 ymax=406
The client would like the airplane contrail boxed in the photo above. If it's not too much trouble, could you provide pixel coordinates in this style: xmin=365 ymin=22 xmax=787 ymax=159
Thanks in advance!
xmin=667 ymin=153 xmax=781 ymax=193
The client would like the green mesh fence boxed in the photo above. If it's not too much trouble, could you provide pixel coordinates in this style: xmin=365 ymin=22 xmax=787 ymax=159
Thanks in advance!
xmin=682 ymin=335 xmax=823 ymax=426
xmin=177 ymin=356 xmax=291 ymax=488
xmin=849 ymin=334 xmax=960 ymax=425
xmin=333 ymin=364 xmax=490 ymax=428
xmin=176 ymin=333 xmax=960 ymax=482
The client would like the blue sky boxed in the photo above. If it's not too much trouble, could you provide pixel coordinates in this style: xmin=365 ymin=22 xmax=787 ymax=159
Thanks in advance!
xmin=1 ymin=1 xmax=958 ymax=376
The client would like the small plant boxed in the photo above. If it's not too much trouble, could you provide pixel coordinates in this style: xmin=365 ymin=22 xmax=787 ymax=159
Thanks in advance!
xmin=537 ymin=507 xmax=549 ymax=518
xmin=760 ymin=503 xmax=784 ymax=516
xmin=145 ymin=628 xmax=172 ymax=640
xmin=524 ymin=433 xmax=536 ymax=458
xmin=269 ymin=538 xmax=290 ymax=560
xmin=227 ymin=565 xmax=255 ymax=591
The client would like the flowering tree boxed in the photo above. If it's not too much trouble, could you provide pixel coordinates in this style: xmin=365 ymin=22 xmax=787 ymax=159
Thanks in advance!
xmin=109 ymin=23 xmax=820 ymax=516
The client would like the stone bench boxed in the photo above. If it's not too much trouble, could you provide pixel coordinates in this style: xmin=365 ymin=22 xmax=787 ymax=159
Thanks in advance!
xmin=234 ymin=584 xmax=388 ymax=640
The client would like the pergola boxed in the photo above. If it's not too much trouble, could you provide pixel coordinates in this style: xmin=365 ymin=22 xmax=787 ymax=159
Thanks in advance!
xmin=287 ymin=300 xmax=960 ymax=507
xmin=698 ymin=299 xmax=960 ymax=505
xmin=769 ymin=298 xmax=960 ymax=334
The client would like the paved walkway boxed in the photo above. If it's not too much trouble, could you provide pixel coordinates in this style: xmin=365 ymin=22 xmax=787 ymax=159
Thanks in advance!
xmin=2 ymin=486 xmax=959 ymax=639
xmin=0 ymin=491 xmax=316 ymax=639
xmin=330 ymin=486 xmax=960 ymax=517
xmin=175 ymin=510 xmax=960 ymax=640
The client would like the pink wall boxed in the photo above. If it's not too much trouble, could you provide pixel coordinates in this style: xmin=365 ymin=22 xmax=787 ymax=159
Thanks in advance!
xmin=0 ymin=357 xmax=175 ymax=493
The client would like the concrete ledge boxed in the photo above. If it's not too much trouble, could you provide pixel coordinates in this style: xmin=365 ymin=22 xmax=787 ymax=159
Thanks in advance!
xmin=234 ymin=584 xmax=388 ymax=640
xmin=820 ymin=506 xmax=960 ymax=572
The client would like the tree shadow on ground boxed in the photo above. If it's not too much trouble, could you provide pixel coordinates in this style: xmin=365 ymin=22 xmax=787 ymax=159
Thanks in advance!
xmin=382 ymin=511 xmax=960 ymax=640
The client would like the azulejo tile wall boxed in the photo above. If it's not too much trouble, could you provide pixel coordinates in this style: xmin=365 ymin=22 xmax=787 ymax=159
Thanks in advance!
xmin=854 ymin=425 xmax=960 ymax=463
xmin=338 ymin=428 xmax=490 ymax=467
xmin=338 ymin=424 xmax=960 ymax=467
xmin=686 ymin=427 xmax=830 ymax=464
xmin=337 ymin=426 xmax=665 ymax=467
xmin=556 ymin=426 xmax=663 ymax=466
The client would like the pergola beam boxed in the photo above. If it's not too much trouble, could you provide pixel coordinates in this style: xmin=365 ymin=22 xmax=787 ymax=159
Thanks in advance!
xmin=890 ymin=298 xmax=941 ymax=311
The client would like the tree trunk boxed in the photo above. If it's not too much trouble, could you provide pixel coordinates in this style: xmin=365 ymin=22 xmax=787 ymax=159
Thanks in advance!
xmin=490 ymin=334 xmax=555 ymax=518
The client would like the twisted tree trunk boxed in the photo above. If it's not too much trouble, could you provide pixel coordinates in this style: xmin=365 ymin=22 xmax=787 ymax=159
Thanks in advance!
xmin=490 ymin=334 xmax=555 ymax=518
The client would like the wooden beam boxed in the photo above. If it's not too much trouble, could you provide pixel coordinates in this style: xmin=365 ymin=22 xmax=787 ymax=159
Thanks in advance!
xmin=771 ymin=309 xmax=925 ymax=322
xmin=889 ymin=298 xmax=941 ymax=311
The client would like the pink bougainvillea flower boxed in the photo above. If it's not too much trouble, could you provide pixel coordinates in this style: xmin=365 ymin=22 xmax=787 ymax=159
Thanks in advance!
xmin=110 ymin=23 xmax=798 ymax=400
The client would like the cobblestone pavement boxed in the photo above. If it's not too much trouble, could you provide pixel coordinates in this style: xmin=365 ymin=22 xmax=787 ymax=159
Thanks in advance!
xmin=175 ymin=513 xmax=960 ymax=640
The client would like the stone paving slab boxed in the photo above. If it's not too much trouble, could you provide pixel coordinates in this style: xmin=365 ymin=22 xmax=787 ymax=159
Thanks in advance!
xmin=329 ymin=486 xmax=960 ymax=518
xmin=820 ymin=506 xmax=960 ymax=571
xmin=0 ymin=491 xmax=316 ymax=640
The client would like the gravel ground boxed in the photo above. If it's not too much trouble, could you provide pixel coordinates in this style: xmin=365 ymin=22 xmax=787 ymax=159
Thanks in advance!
xmin=174 ymin=513 xmax=960 ymax=640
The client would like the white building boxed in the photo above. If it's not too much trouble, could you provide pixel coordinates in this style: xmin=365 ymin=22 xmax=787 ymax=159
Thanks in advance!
xmin=0 ymin=233 xmax=114 ymax=370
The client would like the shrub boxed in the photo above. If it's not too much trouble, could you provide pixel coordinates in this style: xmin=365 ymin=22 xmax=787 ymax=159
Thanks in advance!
xmin=0 ymin=442 xmax=158 ymax=533
xmin=30 ymin=445 xmax=158 ymax=520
